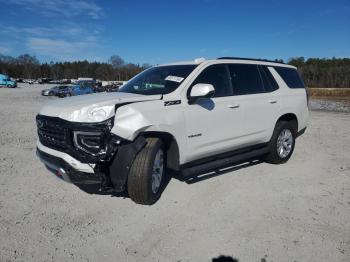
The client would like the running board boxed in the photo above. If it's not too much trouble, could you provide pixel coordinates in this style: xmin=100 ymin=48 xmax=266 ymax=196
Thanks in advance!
xmin=181 ymin=146 xmax=270 ymax=177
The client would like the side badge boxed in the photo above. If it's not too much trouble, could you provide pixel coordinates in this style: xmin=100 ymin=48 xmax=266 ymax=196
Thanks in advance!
xmin=164 ymin=100 xmax=181 ymax=106
xmin=188 ymin=133 xmax=202 ymax=138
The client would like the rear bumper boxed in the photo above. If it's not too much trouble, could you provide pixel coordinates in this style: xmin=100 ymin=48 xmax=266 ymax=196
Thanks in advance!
xmin=37 ymin=148 xmax=102 ymax=184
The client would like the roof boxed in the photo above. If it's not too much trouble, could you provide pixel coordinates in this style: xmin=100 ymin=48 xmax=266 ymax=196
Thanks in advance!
xmin=159 ymin=57 xmax=296 ymax=69
xmin=217 ymin=57 xmax=286 ymax=65
xmin=215 ymin=57 xmax=296 ymax=68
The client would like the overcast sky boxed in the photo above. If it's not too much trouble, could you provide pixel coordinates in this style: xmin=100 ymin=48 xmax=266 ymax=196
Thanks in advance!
xmin=0 ymin=0 xmax=349 ymax=64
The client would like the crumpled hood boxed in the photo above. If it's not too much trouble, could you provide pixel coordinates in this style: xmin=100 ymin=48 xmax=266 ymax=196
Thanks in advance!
xmin=39 ymin=92 xmax=162 ymax=122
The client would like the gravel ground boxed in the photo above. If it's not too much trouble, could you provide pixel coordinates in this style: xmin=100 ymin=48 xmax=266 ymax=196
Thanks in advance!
xmin=0 ymin=84 xmax=350 ymax=262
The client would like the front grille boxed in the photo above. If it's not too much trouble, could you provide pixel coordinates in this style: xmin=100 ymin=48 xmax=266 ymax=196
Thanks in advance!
xmin=36 ymin=114 xmax=117 ymax=164
xmin=37 ymin=116 xmax=68 ymax=150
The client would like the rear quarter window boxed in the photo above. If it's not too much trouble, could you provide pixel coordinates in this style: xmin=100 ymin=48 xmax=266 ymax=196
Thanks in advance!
xmin=274 ymin=67 xmax=305 ymax=89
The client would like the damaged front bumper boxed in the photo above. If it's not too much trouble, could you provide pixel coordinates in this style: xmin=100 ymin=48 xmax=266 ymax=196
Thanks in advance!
xmin=36 ymin=114 xmax=147 ymax=192
xmin=37 ymin=148 xmax=102 ymax=184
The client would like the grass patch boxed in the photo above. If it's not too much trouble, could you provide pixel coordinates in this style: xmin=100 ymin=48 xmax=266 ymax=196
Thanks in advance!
xmin=308 ymin=88 xmax=350 ymax=100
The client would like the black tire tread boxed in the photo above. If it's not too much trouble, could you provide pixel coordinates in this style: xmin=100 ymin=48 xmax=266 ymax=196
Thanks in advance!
xmin=127 ymin=138 xmax=162 ymax=205
xmin=264 ymin=121 xmax=296 ymax=164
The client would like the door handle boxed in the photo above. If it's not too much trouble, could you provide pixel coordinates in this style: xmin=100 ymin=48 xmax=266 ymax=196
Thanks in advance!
xmin=227 ymin=104 xmax=240 ymax=109
xmin=268 ymin=99 xmax=278 ymax=104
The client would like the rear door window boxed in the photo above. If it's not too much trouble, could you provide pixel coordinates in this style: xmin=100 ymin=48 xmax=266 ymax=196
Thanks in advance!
xmin=274 ymin=67 xmax=305 ymax=89
xmin=259 ymin=66 xmax=279 ymax=92
xmin=228 ymin=64 xmax=265 ymax=95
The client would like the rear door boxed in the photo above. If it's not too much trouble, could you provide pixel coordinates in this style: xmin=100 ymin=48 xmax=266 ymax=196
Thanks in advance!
xmin=227 ymin=64 xmax=280 ymax=145
xmin=184 ymin=64 xmax=246 ymax=162
xmin=272 ymin=66 xmax=309 ymax=131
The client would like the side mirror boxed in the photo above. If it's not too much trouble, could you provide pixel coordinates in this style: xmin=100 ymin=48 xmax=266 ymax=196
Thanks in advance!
xmin=189 ymin=83 xmax=215 ymax=104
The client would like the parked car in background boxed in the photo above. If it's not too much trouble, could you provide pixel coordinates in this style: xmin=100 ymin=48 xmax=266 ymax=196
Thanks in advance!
xmin=96 ymin=81 xmax=125 ymax=92
xmin=60 ymin=79 xmax=71 ymax=84
xmin=49 ymin=80 xmax=62 ymax=84
xmin=23 ymin=79 xmax=35 ymax=84
xmin=57 ymin=84 xmax=94 ymax=97
xmin=0 ymin=74 xmax=17 ymax=88
xmin=41 ymin=85 xmax=71 ymax=96
xmin=38 ymin=78 xmax=53 ymax=84
xmin=71 ymin=78 xmax=101 ymax=86
xmin=78 ymin=79 xmax=99 ymax=87
xmin=77 ymin=77 xmax=97 ymax=83
xmin=104 ymin=83 xmax=122 ymax=92
xmin=93 ymin=85 xmax=107 ymax=93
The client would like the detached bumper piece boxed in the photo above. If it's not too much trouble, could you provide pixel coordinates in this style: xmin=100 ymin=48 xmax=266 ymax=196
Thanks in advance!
xmin=37 ymin=149 xmax=102 ymax=184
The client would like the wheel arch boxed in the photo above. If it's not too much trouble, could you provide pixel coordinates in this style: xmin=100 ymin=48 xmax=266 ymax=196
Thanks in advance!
xmin=276 ymin=113 xmax=298 ymax=132
xmin=141 ymin=131 xmax=180 ymax=171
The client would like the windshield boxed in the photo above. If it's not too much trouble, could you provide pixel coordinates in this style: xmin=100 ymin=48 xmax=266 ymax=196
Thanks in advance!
xmin=119 ymin=65 xmax=197 ymax=95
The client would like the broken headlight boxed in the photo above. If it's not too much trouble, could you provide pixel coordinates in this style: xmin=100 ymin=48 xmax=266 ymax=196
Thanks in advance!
xmin=72 ymin=117 xmax=116 ymax=158
xmin=73 ymin=131 xmax=104 ymax=156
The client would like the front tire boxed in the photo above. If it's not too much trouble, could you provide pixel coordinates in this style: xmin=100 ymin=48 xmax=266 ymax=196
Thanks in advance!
xmin=264 ymin=121 xmax=296 ymax=164
xmin=127 ymin=138 xmax=165 ymax=205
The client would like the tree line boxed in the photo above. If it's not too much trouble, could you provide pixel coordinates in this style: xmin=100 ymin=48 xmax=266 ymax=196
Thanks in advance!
xmin=0 ymin=54 xmax=150 ymax=81
xmin=1 ymin=53 xmax=350 ymax=88
xmin=288 ymin=57 xmax=350 ymax=88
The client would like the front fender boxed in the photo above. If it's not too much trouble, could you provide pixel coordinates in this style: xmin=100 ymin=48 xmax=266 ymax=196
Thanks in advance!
xmin=111 ymin=106 xmax=152 ymax=140
xmin=112 ymin=102 xmax=186 ymax=164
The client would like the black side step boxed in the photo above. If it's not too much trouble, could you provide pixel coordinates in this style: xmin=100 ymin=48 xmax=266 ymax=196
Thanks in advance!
xmin=181 ymin=146 xmax=270 ymax=177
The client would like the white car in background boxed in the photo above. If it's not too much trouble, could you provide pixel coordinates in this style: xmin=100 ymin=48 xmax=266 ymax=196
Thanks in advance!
xmin=36 ymin=57 xmax=309 ymax=205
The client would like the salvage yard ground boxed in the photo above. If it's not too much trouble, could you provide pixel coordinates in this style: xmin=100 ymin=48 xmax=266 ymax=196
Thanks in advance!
xmin=0 ymin=84 xmax=350 ymax=262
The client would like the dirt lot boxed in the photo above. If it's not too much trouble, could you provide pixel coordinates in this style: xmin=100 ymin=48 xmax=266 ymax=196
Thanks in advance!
xmin=1 ymin=84 xmax=350 ymax=262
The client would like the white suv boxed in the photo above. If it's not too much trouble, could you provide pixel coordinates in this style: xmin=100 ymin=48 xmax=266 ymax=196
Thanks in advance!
xmin=36 ymin=57 xmax=309 ymax=205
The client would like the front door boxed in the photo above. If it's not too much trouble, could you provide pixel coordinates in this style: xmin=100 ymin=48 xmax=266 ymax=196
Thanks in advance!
xmin=184 ymin=64 xmax=245 ymax=163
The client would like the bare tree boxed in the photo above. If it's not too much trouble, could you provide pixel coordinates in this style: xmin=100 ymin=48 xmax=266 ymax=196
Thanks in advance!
xmin=109 ymin=55 xmax=125 ymax=68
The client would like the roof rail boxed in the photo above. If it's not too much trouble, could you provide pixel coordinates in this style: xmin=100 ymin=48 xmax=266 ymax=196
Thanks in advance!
xmin=217 ymin=57 xmax=286 ymax=65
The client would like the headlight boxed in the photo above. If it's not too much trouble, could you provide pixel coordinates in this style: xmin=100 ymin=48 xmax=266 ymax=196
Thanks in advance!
xmin=73 ymin=131 xmax=103 ymax=156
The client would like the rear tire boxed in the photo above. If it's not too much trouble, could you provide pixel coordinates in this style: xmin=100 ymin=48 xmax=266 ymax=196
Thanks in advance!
xmin=264 ymin=121 xmax=296 ymax=164
xmin=127 ymin=138 xmax=165 ymax=205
